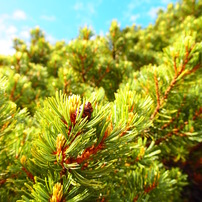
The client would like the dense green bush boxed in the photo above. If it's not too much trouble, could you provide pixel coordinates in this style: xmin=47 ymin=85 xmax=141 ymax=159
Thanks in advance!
xmin=0 ymin=0 xmax=201 ymax=201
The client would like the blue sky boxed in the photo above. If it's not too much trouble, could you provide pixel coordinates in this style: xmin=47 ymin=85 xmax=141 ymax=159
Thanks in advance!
xmin=0 ymin=0 xmax=177 ymax=55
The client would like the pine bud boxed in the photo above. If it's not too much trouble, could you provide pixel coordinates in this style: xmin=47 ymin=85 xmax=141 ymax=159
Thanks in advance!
xmin=16 ymin=52 xmax=22 ymax=60
xmin=20 ymin=155 xmax=26 ymax=165
xmin=167 ymin=3 xmax=173 ymax=10
xmin=23 ymin=83 xmax=30 ymax=89
xmin=70 ymin=99 xmax=93 ymax=124
xmin=14 ymin=73 xmax=20 ymax=81
xmin=68 ymin=95 xmax=81 ymax=114
xmin=138 ymin=146 xmax=145 ymax=158
xmin=128 ymin=112 xmax=134 ymax=123
xmin=21 ymin=44 xmax=26 ymax=51
xmin=68 ymin=95 xmax=81 ymax=124
xmin=56 ymin=134 xmax=66 ymax=155
xmin=184 ymin=36 xmax=193 ymax=48
xmin=79 ymin=102 xmax=93 ymax=120
xmin=50 ymin=183 xmax=63 ymax=202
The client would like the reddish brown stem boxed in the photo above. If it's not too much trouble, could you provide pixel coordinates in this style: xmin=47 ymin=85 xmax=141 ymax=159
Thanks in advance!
xmin=65 ymin=131 xmax=108 ymax=165
xmin=151 ymin=45 xmax=196 ymax=120
xmin=144 ymin=181 xmax=158 ymax=193
xmin=0 ymin=179 xmax=7 ymax=186
xmin=22 ymin=167 xmax=35 ymax=183
xmin=79 ymin=55 xmax=86 ymax=82
xmin=182 ymin=64 xmax=201 ymax=78
xmin=63 ymin=80 xmax=70 ymax=94
xmin=161 ymin=109 xmax=181 ymax=129
xmin=10 ymin=81 xmax=18 ymax=101
xmin=133 ymin=195 xmax=139 ymax=202
xmin=13 ymin=86 xmax=25 ymax=101
xmin=155 ymin=127 xmax=187 ymax=145
xmin=174 ymin=56 xmax=178 ymax=76
xmin=96 ymin=65 xmax=110 ymax=85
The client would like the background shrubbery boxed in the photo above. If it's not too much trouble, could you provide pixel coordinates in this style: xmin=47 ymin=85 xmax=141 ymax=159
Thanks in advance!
xmin=0 ymin=0 xmax=201 ymax=201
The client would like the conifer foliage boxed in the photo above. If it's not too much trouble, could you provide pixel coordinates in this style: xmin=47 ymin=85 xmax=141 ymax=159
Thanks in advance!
xmin=0 ymin=0 xmax=202 ymax=201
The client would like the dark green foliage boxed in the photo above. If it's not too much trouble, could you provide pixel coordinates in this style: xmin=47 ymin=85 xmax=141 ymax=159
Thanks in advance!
xmin=0 ymin=0 xmax=201 ymax=201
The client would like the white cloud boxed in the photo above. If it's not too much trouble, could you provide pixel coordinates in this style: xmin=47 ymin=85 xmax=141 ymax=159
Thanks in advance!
xmin=0 ymin=21 xmax=15 ymax=55
xmin=78 ymin=16 xmax=93 ymax=27
xmin=20 ymin=30 xmax=30 ymax=39
xmin=73 ymin=1 xmax=102 ymax=29
xmin=148 ymin=7 xmax=162 ymax=19
xmin=127 ymin=0 xmax=151 ymax=11
xmin=123 ymin=0 xmax=148 ymax=24
xmin=46 ymin=34 xmax=57 ymax=44
xmin=73 ymin=2 xmax=84 ymax=10
xmin=0 ymin=21 xmax=17 ymax=55
xmin=41 ymin=15 xmax=56 ymax=21
xmin=130 ymin=14 xmax=140 ymax=22
xmin=0 ymin=39 xmax=15 ymax=55
xmin=99 ymin=30 xmax=104 ymax=37
xmin=0 ymin=10 xmax=30 ymax=55
xmin=0 ymin=10 xmax=27 ymax=21
xmin=87 ymin=3 xmax=95 ymax=14
xmin=0 ymin=22 xmax=5 ymax=32
xmin=161 ymin=0 xmax=171 ymax=4
xmin=7 ymin=26 xmax=18 ymax=35
xmin=73 ymin=1 xmax=102 ymax=19
xmin=0 ymin=14 xmax=9 ymax=23
xmin=127 ymin=2 xmax=136 ymax=11
xmin=13 ymin=10 xmax=26 ymax=20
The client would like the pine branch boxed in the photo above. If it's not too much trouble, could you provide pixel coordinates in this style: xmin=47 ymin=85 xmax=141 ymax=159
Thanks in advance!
xmin=0 ymin=179 xmax=7 ymax=186
xmin=10 ymin=80 xmax=18 ymax=101
xmin=154 ymin=94 xmax=201 ymax=146
xmin=161 ymin=108 xmax=181 ymax=129
xmin=150 ymin=71 xmax=160 ymax=120
xmin=13 ymin=86 xmax=25 ymax=101
xmin=182 ymin=63 xmax=201 ymax=78
xmin=173 ymin=56 xmax=178 ymax=76
xmin=96 ymin=64 xmax=110 ymax=85
xmin=163 ymin=46 xmax=191 ymax=100
xmin=22 ymin=167 xmax=35 ymax=183
xmin=63 ymin=80 xmax=70 ymax=94
xmin=80 ymin=55 xmax=86 ymax=83
xmin=193 ymin=107 xmax=202 ymax=120
xmin=160 ymin=95 xmax=186 ymax=129
xmin=155 ymin=120 xmax=188 ymax=145
xmin=150 ymin=44 xmax=200 ymax=120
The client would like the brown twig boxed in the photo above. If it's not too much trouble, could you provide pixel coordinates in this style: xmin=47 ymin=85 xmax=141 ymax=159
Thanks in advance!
xmin=160 ymin=94 xmax=187 ymax=129
xmin=182 ymin=64 xmax=201 ymax=78
xmin=164 ymin=46 xmax=190 ymax=100
xmin=79 ymin=55 xmax=86 ymax=82
xmin=65 ymin=131 xmax=108 ymax=165
xmin=63 ymin=80 xmax=70 ymax=94
xmin=133 ymin=180 xmax=158 ymax=201
xmin=13 ymin=86 xmax=25 ymax=101
xmin=144 ymin=181 xmax=158 ymax=193
xmin=22 ymin=167 xmax=35 ymax=183
xmin=155 ymin=125 xmax=188 ymax=146
xmin=193 ymin=107 xmax=202 ymax=120
xmin=161 ymin=109 xmax=181 ymax=129
xmin=96 ymin=65 xmax=110 ymax=85
xmin=9 ymin=81 xmax=18 ymax=101
xmin=0 ymin=179 xmax=7 ymax=186
xmin=174 ymin=56 xmax=178 ymax=76
xmin=151 ymin=45 xmax=197 ymax=120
